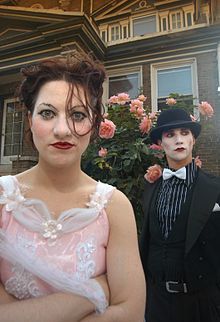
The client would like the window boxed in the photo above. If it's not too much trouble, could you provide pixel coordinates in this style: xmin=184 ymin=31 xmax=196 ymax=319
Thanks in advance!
xmin=133 ymin=15 xmax=156 ymax=36
xmin=101 ymin=30 xmax=107 ymax=42
xmin=110 ymin=25 xmax=120 ymax=41
xmin=170 ymin=11 xmax=182 ymax=29
xmin=1 ymin=99 xmax=24 ymax=163
xmin=105 ymin=68 xmax=142 ymax=102
xmin=109 ymin=73 xmax=140 ymax=99
xmin=186 ymin=12 xmax=193 ymax=26
xmin=151 ymin=59 xmax=198 ymax=114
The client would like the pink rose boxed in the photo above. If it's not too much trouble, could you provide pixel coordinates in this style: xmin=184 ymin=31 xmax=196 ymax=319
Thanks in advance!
xmin=148 ymin=112 xmax=157 ymax=120
xmin=117 ymin=93 xmax=130 ymax=105
xmin=138 ymin=94 xmax=147 ymax=102
xmin=108 ymin=95 xmax=118 ymax=105
xmin=166 ymin=98 xmax=177 ymax=105
xmin=194 ymin=156 xmax=202 ymax=168
xmin=149 ymin=144 xmax=163 ymax=151
xmin=98 ymin=147 xmax=108 ymax=157
xmin=144 ymin=164 xmax=162 ymax=183
xmin=130 ymin=99 xmax=143 ymax=109
xmin=198 ymin=101 xmax=214 ymax=118
xmin=99 ymin=119 xmax=116 ymax=139
xmin=139 ymin=116 xmax=152 ymax=134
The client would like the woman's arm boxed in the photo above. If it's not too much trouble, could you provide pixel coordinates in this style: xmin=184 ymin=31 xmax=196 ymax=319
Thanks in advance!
xmin=0 ymin=289 xmax=95 ymax=322
xmin=81 ymin=189 xmax=146 ymax=322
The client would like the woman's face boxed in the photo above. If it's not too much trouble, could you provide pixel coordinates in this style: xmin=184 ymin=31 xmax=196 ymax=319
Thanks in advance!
xmin=29 ymin=80 xmax=93 ymax=169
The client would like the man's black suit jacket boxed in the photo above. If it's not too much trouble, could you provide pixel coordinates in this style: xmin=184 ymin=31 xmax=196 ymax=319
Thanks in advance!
xmin=139 ymin=169 xmax=220 ymax=289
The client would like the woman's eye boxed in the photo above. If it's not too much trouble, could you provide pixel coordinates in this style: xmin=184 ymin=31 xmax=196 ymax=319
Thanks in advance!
xmin=39 ymin=110 xmax=55 ymax=119
xmin=70 ymin=111 xmax=87 ymax=122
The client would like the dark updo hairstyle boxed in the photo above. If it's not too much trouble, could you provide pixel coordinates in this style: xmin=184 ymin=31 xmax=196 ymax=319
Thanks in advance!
xmin=17 ymin=52 xmax=106 ymax=139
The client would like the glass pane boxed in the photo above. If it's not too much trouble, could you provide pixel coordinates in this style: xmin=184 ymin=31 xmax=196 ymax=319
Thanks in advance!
xmin=158 ymin=66 xmax=192 ymax=97
xmin=3 ymin=100 xmax=24 ymax=157
xmin=13 ymin=122 xmax=22 ymax=132
xmin=133 ymin=16 xmax=156 ymax=36
xmin=4 ymin=144 xmax=12 ymax=156
xmin=13 ymin=133 xmax=21 ymax=144
xmin=12 ymin=144 xmax=20 ymax=155
xmin=158 ymin=96 xmax=193 ymax=112
xmin=162 ymin=18 xmax=167 ymax=31
xmin=109 ymin=73 xmax=139 ymax=98
xmin=187 ymin=12 xmax=192 ymax=26
xmin=6 ymin=103 xmax=15 ymax=113
xmin=4 ymin=133 xmax=12 ymax=144
xmin=14 ymin=112 xmax=22 ymax=122
xmin=6 ymin=113 xmax=13 ymax=123
xmin=5 ymin=122 xmax=12 ymax=133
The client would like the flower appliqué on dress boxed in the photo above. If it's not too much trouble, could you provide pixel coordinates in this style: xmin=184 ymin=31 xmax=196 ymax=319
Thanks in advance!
xmin=0 ymin=189 xmax=25 ymax=212
xmin=86 ymin=190 xmax=108 ymax=211
xmin=42 ymin=219 xmax=62 ymax=241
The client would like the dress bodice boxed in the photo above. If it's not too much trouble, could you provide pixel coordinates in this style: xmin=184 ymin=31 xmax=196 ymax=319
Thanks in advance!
xmin=0 ymin=175 xmax=115 ymax=312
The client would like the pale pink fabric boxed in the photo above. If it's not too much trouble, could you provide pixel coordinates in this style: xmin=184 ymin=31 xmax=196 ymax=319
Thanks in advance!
xmin=0 ymin=176 xmax=115 ymax=312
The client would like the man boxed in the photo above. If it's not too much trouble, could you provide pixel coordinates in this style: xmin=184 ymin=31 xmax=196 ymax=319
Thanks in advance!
xmin=139 ymin=108 xmax=220 ymax=322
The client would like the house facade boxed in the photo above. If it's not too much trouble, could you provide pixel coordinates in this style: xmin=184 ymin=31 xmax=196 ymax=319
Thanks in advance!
xmin=0 ymin=0 xmax=220 ymax=175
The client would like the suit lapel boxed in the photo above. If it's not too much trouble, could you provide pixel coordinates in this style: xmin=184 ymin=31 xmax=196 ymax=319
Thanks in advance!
xmin=185 ymin=170 xmax=220 ymax=255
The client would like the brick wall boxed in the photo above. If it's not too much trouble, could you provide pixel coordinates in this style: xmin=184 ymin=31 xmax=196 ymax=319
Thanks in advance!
xmin=195 ymin=52 xmax=220 ymax=175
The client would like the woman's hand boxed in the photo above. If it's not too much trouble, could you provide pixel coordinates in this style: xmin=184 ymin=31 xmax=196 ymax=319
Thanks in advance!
xmin=95 ymin=274 xmax=110 ymax=303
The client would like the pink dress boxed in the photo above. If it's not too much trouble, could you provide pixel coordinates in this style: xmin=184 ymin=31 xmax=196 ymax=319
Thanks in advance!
xmin=0 ymin=175 xmax=115 ymax=313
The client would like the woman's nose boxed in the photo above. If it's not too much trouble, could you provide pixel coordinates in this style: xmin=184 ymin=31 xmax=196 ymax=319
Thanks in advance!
xmin=53 ymin=116 xmax=72 ymax=138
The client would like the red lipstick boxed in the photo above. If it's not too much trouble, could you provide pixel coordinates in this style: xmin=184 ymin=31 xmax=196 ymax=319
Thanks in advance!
xmin=51 ymin=142 xmax=74 ymax=150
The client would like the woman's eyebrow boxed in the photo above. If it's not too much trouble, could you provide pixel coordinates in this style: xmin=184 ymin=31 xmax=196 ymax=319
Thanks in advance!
xmin=37 ymin=103 xmax=57 ymax=110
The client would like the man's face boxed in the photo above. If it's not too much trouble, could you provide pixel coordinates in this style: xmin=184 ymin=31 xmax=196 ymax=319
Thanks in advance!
xmin=158 ymin=127 xmax=195 ymax=169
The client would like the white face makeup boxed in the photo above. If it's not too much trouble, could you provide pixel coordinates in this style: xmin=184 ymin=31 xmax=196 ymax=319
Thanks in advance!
xmin=159 ymin=127 xmax=195 ymax=169
xmin=28 ymin=80 xmax=92 ymax=168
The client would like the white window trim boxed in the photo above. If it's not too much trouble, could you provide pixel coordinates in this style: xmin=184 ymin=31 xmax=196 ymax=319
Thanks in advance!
xmin=169 ymin=10 xmax=183 ymax=30
xmin=159 ymin=11 xmax=169 ymax=32
xmin=109 ymin=24 xmax=120 ymax=41
xmin=1 ymin=98 xmax=24 ymax=164
xmin=103 ymin=66 xmax=143 ymax=104
xmin=151 ymin=58 xmax=199 ymax=116
xmin=120 ymin=21 xmax=129 ymax=39
xmin=183 ymin=5 xmax=194 ymax=27
xmin=99 ymin=25 xmax=108 ymax=42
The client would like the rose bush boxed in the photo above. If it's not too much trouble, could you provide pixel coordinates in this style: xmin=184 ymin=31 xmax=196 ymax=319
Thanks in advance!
xmin=82 ymin=93 xmax=213 ymax=231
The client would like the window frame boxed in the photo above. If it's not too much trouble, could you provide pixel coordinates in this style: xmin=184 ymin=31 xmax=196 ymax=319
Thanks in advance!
xmin=151 ymin=58 xmax=199 ymax=115
xmin=1 ymin=98 xmax=24 ymax=164
xmin=109 ymin=24 xmax=120 ymax=41
xmin=169 ymin=10 xmax=183 ymax=30
xmin=103 ymin=66 xmax=143 ymax=104
xmin=131 ymin=14 xmax=157 ymax=37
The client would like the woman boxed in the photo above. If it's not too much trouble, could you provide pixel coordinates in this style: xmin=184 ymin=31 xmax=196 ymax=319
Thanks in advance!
xmin=0 ymin=53 xmax=145 ymax=321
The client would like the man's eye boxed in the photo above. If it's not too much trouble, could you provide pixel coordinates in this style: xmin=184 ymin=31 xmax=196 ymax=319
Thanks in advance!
xmin=39 ymin=110 xmax=55 ymax=119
